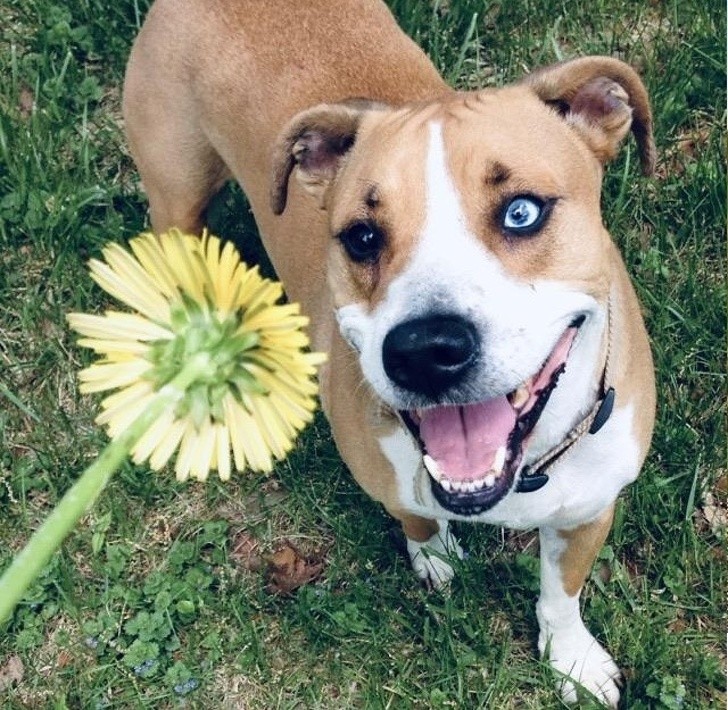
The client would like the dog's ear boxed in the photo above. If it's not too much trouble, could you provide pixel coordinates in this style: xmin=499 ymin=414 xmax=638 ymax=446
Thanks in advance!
xmin=522 ymin=56 xmax=656 ymax=175
xmin=271 ymin=100 xmax=383 ymax=215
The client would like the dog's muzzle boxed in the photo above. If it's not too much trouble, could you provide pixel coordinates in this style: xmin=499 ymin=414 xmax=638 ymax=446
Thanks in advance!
xmin=383 ymin=315 xmax=584 ymax=516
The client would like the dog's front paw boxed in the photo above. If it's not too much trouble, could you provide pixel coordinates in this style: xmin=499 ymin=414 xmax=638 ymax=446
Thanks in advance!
xmin=539 ymin=622 xmax=622 ymax=707
xmin=406 ymin=524 xmax=464 ymax=590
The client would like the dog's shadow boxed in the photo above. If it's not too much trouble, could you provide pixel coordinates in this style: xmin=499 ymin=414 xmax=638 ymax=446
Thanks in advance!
xmin=205 ymin=181 xmax=278 ymax=281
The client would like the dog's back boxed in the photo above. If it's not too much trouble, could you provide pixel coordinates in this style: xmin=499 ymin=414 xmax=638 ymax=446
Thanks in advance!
xmin=123 ymin=0 xmax=447 ymax=314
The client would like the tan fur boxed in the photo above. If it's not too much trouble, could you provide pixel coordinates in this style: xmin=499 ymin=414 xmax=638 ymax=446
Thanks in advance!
xmin=123 ymin=0 xmax=446 ymax=299
xmin=124 ymin=0 xmax=656 ymax=643
xmin=398 ymin=513 xmax=441 ymax=544
xmin=559 ymin=505 xmax=615 ymax=597
xmin=610 ymin=254 xmax=657 ymax=455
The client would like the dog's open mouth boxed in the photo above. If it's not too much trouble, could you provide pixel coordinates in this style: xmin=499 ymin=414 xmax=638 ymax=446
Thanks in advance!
xmin=401 ymin=320 xmax=583 ymax=516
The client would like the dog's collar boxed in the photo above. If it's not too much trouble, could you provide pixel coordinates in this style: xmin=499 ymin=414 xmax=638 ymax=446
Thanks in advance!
xmin=515 ymin=299 xmax=615 ymax=493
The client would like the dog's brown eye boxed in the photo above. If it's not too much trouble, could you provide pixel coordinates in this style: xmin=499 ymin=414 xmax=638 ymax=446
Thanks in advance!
xmin=338 ymin=222 xmax=384 ymax=263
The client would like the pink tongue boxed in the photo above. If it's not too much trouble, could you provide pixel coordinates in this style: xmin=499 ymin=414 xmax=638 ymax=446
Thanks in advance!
xmin=419 ymin=399 xmax=516 ymax=482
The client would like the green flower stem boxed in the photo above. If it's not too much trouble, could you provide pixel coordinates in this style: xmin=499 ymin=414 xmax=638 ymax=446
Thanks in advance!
xmin=0 ymin=352 xmax=213 ymax=623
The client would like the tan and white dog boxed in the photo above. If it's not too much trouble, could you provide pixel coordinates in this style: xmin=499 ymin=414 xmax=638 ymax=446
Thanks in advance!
xmin=123 ymin=0 xmax=656 ymax=704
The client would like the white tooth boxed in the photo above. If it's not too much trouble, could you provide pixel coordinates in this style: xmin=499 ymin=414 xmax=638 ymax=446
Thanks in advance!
xmin=493 ymin=446 xmax=507 ymax=474
xmin=423 ymin=454 xmax=442 ymax=481
xmin=510 ymin=386 xmax=529 ymax=409
xmin=440 ymin=478 xmax=452 ymax=492
xmin=451 ymin=480 xmax=464 ymax=493
xmin=484 ymin=474 xmax=496 ymax=488
xmin=473 ymin=478 xmax=485 ymax=490
xmin=464 ymin=481 xmax=475 ymax=493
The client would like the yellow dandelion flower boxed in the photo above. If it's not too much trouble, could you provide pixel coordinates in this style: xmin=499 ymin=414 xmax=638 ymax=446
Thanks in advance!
xmin=67 ymin=229 xmax=326 ymax=480
xmin=0 ymin=228 xmax=330 ymax=623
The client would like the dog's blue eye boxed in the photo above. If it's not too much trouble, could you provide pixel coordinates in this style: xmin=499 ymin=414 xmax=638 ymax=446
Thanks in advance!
xmin=339 ymin=222 xmax=384 ymax=263
xmin=502 ymin=196 xmax=547 ymax=235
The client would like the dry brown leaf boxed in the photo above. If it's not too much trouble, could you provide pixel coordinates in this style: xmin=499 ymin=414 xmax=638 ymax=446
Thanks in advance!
xmin=714 ymin=471 xmax=728 ymax=495
xmin=230 ymin=530 xmax=263 ymax=573
xmin=0 ymin=655 xmax=24 ymax=691
xmin=701 ymin=491 xmax=727 ymax=537
xmin=596 ymin=561 xmax=612 ymax=585
xmin=18 ymin=87 xmax=34 ymax=118
xmin=56 ymin=650 xmax=72 ymax=669
xmin=265 ymin=542 xmax=324 ymax=595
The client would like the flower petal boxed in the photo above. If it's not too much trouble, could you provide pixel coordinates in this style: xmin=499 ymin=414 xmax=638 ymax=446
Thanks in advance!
xmin=215 ymin=424 xmax=231 ymax=481
xmin=224 ymin=395 xmax=247 ymax=472
xmin=68 ymin=312 xmax=172 ymax=341
xmin=99 ymin=380 xmax=154 ymax=413
xmin=160 ymin=230 xmax=207 ymax=303
xmin=98 ymin=391 xmax=157 ymax=438
xmin=213 ymin=240 xmax=244 ymax=312
xmin=89 ymin=258 xmax=170 ymax=324
xmin=102 ymin=242 xmax=171 ymax=312
xmin=77 ymin=338 xmax=150 ymax=356
xmin=78 ymin=360 xmax=152 ymax=393
xmin=131 ymin=408 xmax=176 ymax=465
xmin=246 ymin=396 xmax=293 ymax=459
xmin=175 ymin=422 xmax=198 ymax=481
xmin=243 ymin=303 xmax=305 ymax=332
xmin=191 ymin=419 xmax=216 ymax=481
xmin=225 ymin=395 xmax=273 ymax=472
xmin=129 ymin=233 xmax=180 ymax=298
xmin=149 ymin=418 xmax=187 ymax=471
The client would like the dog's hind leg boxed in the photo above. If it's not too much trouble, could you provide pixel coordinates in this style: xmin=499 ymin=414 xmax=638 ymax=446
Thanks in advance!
xmin=122 ymin=29 xmax=230 ymax=234
xmin=396 ymin=513 xmax=464 ymax=590
xmin=123 ymin=106 xmax=230 ymax=234
xmin=536 ymin=505 xmax=621 ymax=707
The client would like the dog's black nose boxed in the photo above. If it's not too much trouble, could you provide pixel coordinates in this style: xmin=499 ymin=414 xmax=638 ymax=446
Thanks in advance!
xmin=382 ymin=315 xmax=478 ymax=397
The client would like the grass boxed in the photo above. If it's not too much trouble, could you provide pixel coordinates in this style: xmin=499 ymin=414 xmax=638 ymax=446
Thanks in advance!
xmin=0 ymin=0 xmax=725 ymax=707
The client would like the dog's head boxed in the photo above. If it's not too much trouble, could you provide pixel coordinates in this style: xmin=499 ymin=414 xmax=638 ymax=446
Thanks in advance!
xmin=271 ymin=57 xmax=654 ymax=515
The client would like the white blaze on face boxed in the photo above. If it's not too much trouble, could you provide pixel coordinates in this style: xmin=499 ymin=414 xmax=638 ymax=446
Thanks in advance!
xmin=337 ymin=121 xmax=605 ymax=420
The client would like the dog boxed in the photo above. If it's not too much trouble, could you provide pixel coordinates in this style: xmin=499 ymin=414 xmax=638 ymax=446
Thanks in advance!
xmin=122 ymin=0 xmax=656 ymax=704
